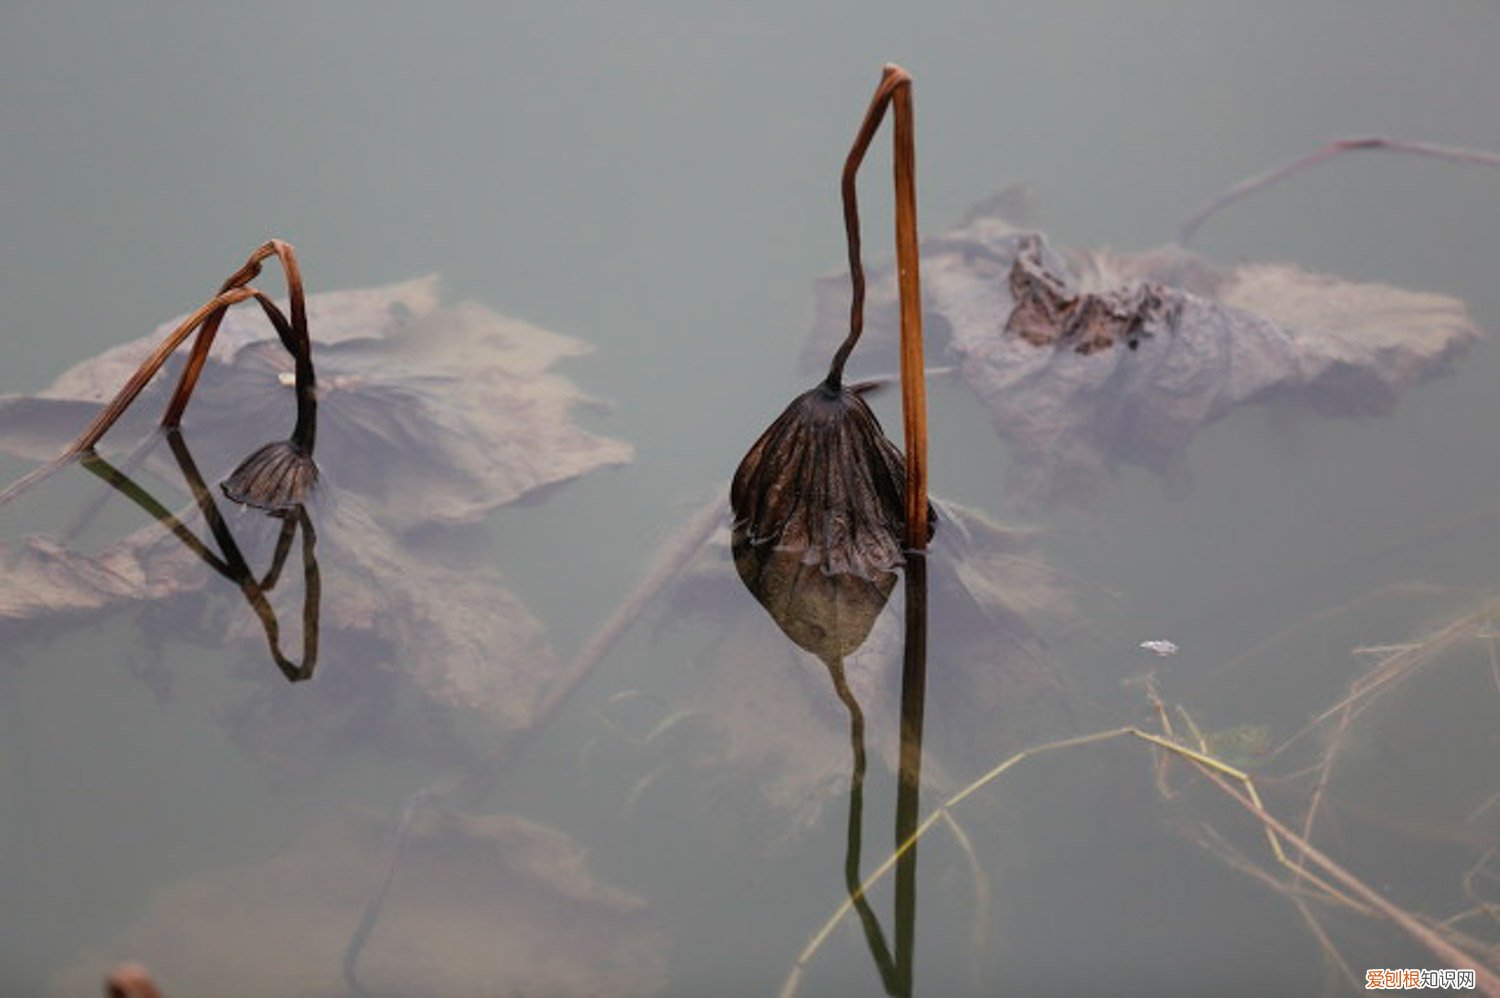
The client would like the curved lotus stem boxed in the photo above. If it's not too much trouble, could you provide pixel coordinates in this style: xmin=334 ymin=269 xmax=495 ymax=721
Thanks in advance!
xmin=80 ymin=434 xmax=321 ymax=682
xmin=162 ymin=240 xmax=314 ymax=431
xmin=1178 ymin=136 xmax=1500 ymax=246
xmin=826 ymin=66 xmax=909 ymax=391
xmin=0 ymin=286 xmax=255 ymax=506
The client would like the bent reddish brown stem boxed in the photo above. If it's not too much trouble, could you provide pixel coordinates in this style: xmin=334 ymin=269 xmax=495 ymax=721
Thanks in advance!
xmin=164 ymin=239 xmax=312 ymax=429
xmin=1179 ymin=136 xmax=1500 ymax=246
xmin=0 ymin=285 xmax=259 ymax=506
xmin=825 ymin=65 xmax=909 ymax=390
xmin=0 ymin=241 xmax=318 ymax=508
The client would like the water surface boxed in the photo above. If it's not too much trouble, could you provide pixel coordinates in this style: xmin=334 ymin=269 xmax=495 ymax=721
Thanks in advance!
xmin=3 ymin=3 xmax=1499 ymax=994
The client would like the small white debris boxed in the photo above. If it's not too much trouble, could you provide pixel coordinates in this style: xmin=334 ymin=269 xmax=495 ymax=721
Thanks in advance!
xmin=1139 ymin=639 xmax=1179 ymax=657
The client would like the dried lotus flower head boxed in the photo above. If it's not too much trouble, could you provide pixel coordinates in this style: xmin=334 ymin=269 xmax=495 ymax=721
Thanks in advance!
xmin=731 ymin=64 xmax=933 ymax=579
xmin=0 ymin=240 xmax=320 ymax=512
xmin=222 ymin=439 xmax=319 ymax=510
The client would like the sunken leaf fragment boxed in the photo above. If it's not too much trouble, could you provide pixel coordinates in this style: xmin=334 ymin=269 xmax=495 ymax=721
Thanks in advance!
xmin=51 ymin=809 xmax=667 ymax=998
xmin=251 ymin=499 xmax=559 ymax=728
xmin=0 ymin=529 xmax=201 ymax=626
xmin=808 ymin=192 xmax=1481 ymax=506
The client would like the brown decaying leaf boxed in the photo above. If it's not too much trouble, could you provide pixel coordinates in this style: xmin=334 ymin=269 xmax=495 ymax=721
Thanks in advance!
xmin=51 ymin=809 xmax=668 ymax=998
xmin=0 ymin=276 xmax=633 ymax=529
xmin=806 ymin=190 xmax=1481 ymax=506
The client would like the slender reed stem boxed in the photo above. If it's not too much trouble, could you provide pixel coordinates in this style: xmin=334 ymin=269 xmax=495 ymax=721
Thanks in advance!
xmin=1178 ymin=136 xmax=1500 ymax=246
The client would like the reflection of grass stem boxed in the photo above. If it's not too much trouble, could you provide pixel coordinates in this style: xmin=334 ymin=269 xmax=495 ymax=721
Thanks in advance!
xmin=781 ymin=717 xmax=1499 ymax=997
xmin=1186 ymin=823 xmax=1360 ymax=991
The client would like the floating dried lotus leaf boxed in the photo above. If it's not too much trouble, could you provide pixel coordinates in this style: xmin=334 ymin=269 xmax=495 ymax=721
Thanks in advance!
xmin=0 ymin=277 xmax=632 ymax=528
xmin=51 ymin=809 xmax=668 ymax=998
xmin=0 ymin=275 xmax=633 ymax=743
xmin=806 ymin=191 xmax=1482 ymax=506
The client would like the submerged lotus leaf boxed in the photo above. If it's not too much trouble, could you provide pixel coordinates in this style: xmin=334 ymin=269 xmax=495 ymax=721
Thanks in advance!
xmin=0 ymin=276 xmax=633 ymax=528
xmin=4 ymin=499 xmax=562 ymax=740
xmin=0 ymin=275 xmax=635 ymax=749
xmin=51 ymin=809 xmax=667 ymax=997
xmin=246 ymin=499 xmax=558 ymax=729
xmin=806 ymin=190 xmax=1481 ymax=505
xmin=0 ymin=529 xmax=200 ymax=626
xmin=640 ymin=501 xmax=1072 ymax=833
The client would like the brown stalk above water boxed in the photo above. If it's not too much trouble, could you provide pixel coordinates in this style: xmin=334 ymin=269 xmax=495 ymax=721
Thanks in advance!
xmin=0 ymin=240 xmax=319 ymax=510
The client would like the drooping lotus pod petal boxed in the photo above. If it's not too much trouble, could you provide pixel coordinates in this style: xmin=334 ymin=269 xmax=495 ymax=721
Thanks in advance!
xmin=221 ymin=439 xmax=319 ymax=511
xmin=731 ymin=383 xmax=933 ymax=580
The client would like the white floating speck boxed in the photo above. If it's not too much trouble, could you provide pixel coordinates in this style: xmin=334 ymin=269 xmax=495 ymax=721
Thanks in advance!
xmin=1139 ymin=639 xmax=1179 ymax=657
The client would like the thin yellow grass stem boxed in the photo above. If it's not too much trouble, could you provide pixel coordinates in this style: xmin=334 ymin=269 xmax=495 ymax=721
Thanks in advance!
xmin=1191 ymin=764 xmax=1500 ymax=996
xmin=936 ymin=809 xmax=992 ymax=991
xmin=780 ymin=720 xmax=1476 ymax=997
